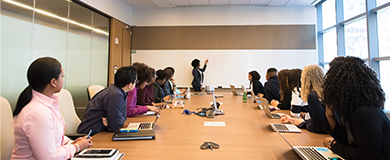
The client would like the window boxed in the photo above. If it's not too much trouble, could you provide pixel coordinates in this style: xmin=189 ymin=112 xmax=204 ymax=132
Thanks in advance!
xmin=377 ymin=8 xmax=390 ymax=57
xmin=377 ymin=0 xmax=390 ymax=6
xmin=323 ymin=29 xmax=338 ymax=63
xmin=344 ymin=18 xmax=368 ymax=59
xmin=1 ymin=0 xmax=109 ymax=113
xmin=322 ymin=0 xmax=336 ymax=29
xmin=343 ymin=0 xmax=366 ymax=20
xmin=380 ymin=61 xmax=390 ymax=111
xmin=317 ymin=0 xmax=390 ymax=112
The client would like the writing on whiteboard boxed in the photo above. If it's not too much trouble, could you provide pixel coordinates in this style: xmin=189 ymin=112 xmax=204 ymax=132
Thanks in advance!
xmin=208 ymin=54 xmax=225 ymax=67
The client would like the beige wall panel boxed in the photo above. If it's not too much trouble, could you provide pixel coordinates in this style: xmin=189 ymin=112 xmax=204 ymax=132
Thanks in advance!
xmin=132 ymin=25 xmax=316 ymax=50
xmin=122 ymin=27 xmax=131 ymax=66
xmin=109 ymin=18 xmax=123 ymax=85
xmin=265 ymin=25 xmax=316 ymax=49
xmin=132 ymin=27 xmax=177 ymax=49
xmin=176 ymin=26 xmax=222 ymax=49
xmin=221 ymin=26 xmax=269 ymax=49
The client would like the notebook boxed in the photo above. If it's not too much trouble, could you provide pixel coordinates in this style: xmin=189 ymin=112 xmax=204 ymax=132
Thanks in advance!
xmin=278 ymin=132 xmax=344 ymax=160
xmin=262 ymin=108 xmax=301 ymax=133
xmin=126 ymin=114 xmax=160 ymax=131
xmin=112 ymin=129 xmax=156 ymax=141
xmin=258 ymin=97 xmax=284 ymax=119
xmin=229 ymin=85 xmax=243 ymax=96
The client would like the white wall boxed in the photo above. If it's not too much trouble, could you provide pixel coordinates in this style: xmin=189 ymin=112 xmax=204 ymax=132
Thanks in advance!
xmin=131 ymin=7 xmax=318 ymax=88
xmin=80 ymin=0 xmax=133 ymax=25
xmin=133 ymin=6 xmax=316 ymax=26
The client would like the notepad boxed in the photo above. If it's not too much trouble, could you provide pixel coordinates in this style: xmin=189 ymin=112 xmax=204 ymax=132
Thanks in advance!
xmin=204 ymin=121 xmax=226 ymax=126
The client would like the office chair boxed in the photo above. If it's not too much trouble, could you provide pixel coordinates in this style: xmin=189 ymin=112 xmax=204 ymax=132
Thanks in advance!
xmin=1 ymin=97 xmax=14 ymax=160
xmin=87 ymin=85 xmax=105 ymax=100
xmin=55 ymin=89 xmax=85 ymax=140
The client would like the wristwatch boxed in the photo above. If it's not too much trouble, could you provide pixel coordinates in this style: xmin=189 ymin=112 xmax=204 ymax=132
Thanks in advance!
xmin=328 ymin=140 xmax=335 ymax=149
xmin=74 ymin=143 xmax=80 ymax=152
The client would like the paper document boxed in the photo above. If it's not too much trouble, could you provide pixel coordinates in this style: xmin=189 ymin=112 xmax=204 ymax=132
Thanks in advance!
xmin=143 ymin=111 xmax=156 ymax=116
xmin=204 ymin=121 xmax=226 ymax=126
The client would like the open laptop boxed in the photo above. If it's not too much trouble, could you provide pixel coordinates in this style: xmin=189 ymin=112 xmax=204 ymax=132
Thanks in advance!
xmin=229 ymin=85 xmax=242 ymax=96
xmin=212 ymin=92 xmax=224 ymax=115
xmin=258 ymin=97 xmax=284 ymax=119
xmin=262 ymin=108 xmax=301 ymax=133
xmin=249 ymin=89 xmax=260 ymax=103
xmin=126 ymin=114 xmax=160 ymax=131
xmin=193 ymin=88 xmax=206 ymax=95
xmin=278 ymin=132 xmax=344 ymax=160
xmin=242 ymin=85 xmax=251 ymax=98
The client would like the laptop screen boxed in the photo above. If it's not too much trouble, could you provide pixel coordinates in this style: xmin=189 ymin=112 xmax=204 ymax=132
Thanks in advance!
xmin=212 ymin=92 xmax=218 ymax=111
xmin=154 ymin=114 xmax=160 ymax=124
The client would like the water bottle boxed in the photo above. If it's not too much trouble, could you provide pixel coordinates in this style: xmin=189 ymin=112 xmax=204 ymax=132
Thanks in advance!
xmin=243 ymin=92 xmax=247 ymax=103
xmin=186 ymin=86 xmax=191 ymax=99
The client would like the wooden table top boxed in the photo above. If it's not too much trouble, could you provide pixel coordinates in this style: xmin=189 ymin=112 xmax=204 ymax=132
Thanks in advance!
xmin=90 ymin=92 xmax=330 ymax=160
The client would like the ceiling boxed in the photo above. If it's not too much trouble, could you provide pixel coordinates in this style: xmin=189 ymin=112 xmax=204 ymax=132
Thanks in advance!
xmin=122 ymin=0 xmax=316 ymax=9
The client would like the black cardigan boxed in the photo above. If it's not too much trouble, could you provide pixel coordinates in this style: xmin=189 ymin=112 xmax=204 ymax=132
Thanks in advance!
xmin=326 ymin=106 xmax=390 ymax=160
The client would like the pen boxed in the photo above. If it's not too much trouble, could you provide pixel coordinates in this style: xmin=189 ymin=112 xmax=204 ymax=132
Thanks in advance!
xmin=86 ymin=130 xmax=92 ymax=139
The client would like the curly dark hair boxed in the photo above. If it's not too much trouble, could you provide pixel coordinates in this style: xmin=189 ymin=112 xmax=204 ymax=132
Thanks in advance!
xmin=323 ymin=56 xmax=385 ymax=118
xmin=191 ymin=59 xmax=200 ymax=68
xmin=132 ymin=62 xmax=154 ymax=87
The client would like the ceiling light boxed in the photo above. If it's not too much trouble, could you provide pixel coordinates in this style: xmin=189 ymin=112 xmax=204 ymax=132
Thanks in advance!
xmin=3 ymin=0 xmax=109 ymax=35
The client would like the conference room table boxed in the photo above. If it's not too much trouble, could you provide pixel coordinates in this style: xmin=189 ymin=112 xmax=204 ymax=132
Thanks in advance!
xmin=91 ymin=92 xmax=331 ymax=160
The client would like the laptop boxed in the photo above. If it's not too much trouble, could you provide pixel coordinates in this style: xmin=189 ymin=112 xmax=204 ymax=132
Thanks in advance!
xmin=258 ymin=97 xmax=284 ymax=119
xmin=212 ymin=92 xmax=224 ymax=115
xmin=229 ymin=85 xmax=243 ymax=96
xmin=278 ymin=132 xmax=344 ymax=160
xmin=262 ymin=108 xmax=301 ymax=133
xmin=241 ymin=85 xmax=251 ymax=98
xmin=249 ymin=89 xmax=260 ymax=103
xmin=193 ymin=88 xmax=206 ymax=95
xmin=126 ymin=114 xmax=160 ymax=131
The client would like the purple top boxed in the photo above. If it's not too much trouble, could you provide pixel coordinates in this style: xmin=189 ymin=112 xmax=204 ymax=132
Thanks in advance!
xmin=126 ymin=87 xmax=148 ymax=117
xmin=137 ymin=84 xmax=154 ymax=106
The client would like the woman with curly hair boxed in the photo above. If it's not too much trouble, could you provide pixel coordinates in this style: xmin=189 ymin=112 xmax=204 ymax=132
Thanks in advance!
xmin=322 ymin=56 xmax=390 ymax=160
xmin=280 ymin=64 xmax=326 ymax=133
xmin=126 ymin=62 xmax=161 ymax=117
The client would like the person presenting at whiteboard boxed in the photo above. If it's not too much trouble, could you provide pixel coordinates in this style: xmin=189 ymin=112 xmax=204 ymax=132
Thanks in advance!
xmin=248 ymin=70 xmax=265 ymax=97
xmin=191 ymin=58 xmax=208 ymax=92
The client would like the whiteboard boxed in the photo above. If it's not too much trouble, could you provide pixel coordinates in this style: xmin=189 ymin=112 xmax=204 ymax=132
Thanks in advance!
xmin=132 ymin=50 xmax=318 ymax=88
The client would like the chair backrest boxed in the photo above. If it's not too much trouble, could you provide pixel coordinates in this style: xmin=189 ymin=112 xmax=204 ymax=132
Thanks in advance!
xmin=55 ymin=89 xmax=81 ymax=134
xmin=1 ymin=97 xmax=14 ymax=160
xmin=87 ymin=85 xmax=105 ymax=100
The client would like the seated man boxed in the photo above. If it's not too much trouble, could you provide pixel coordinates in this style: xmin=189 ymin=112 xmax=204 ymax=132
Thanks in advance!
xmin=264 ymin=68 xmax=281 ymax=102
xmin=77 ymin=66 xmax=137 ymax=136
